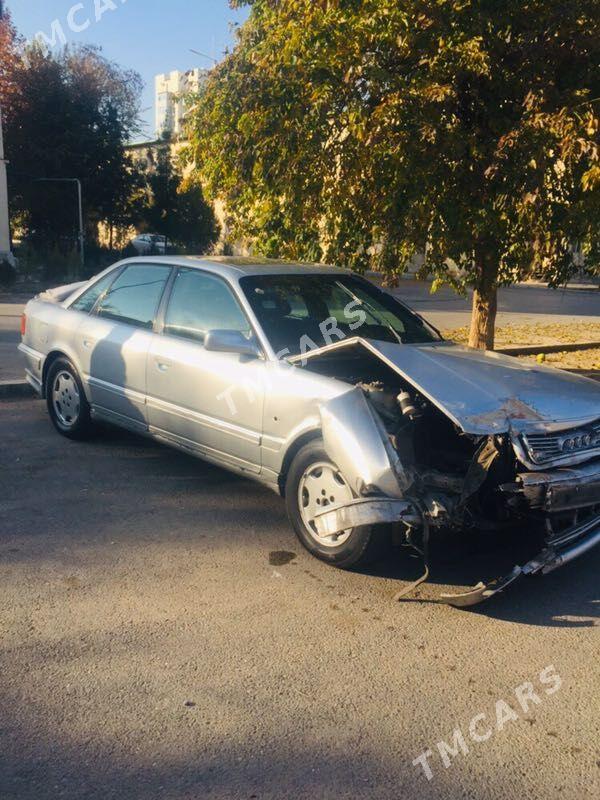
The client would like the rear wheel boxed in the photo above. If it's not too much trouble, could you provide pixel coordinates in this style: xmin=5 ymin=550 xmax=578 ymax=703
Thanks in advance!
xmin=285 ymin=439 xmax=390 ymax=568
xmin=45 ymin=358 xmax=93 ymax=440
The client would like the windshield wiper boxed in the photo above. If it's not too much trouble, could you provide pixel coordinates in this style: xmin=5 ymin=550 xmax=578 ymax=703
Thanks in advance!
xmin=334 ymin=281 xmax=403 ymax=344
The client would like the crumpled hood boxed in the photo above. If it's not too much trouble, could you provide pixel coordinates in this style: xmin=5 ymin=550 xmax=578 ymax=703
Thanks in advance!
xmin=363 ymin=340 xmax=600 ymax=434
xmin=297 ymin=338 xmax=600 ymax=435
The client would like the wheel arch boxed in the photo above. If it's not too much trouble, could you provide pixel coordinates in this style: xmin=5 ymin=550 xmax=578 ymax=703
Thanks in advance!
xmin=42 ymin=350 xmax=85 ymax=399
xmin=278 ymin=428 xmax=323 ymax=496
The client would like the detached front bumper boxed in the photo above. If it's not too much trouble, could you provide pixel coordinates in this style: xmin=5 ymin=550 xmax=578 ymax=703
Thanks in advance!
xmin=442 ymin=511 xmax=600 ymax=608
xmin=442 ymin=459 xmax=600 ymax=606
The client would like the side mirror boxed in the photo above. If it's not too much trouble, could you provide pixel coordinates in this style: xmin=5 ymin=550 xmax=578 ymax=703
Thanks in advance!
xmin=204 ymin=329 xmax=262 ymax=359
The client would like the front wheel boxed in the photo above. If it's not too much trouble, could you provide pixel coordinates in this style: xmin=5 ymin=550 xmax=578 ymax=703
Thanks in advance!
xmin=45 ymin=358 xmax=93 ymax=440
xmin=285 ymin=439 xmax=390 ymax=568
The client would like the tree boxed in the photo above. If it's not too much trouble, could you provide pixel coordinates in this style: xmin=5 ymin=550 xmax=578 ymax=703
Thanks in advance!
xmin=189 ymin=0 xmax=600 ymax=348
xmin=0 ymin=4 xmax=20 ymax=115
xmin=2 ymin=34 xmax=143 ymax=270
xmin=138 ymin=139 xmax=219 ymax=252
xmin=103 ymin=157 xmax=147 ymax=251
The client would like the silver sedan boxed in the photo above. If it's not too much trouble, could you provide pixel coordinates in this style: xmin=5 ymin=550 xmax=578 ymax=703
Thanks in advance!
xmin=19 ymin=256 xmax=600 ymax=605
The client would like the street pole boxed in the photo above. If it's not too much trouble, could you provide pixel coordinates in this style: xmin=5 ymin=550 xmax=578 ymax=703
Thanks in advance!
xmin=0 ymin=106 xmax=13 ymax=262
xmin=75 ymin=179 xmax=84 ymax=268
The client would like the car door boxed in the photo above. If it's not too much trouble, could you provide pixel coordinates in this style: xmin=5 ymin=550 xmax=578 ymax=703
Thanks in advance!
xmin=74 ymin=263 xmax=172 ymax=431
xmin=146 ymin=267 xmax=265 ymax=473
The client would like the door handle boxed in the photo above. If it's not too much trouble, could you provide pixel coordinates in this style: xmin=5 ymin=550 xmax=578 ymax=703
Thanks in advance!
xmin=156 ymin=361 xmax=170 ymax=372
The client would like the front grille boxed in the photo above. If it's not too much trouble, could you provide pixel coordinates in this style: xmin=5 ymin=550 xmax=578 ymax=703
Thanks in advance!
xmin=522 ymin=420 xmax=600 ymax=465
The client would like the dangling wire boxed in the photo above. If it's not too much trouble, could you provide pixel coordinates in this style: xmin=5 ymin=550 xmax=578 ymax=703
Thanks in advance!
xmin=393 ymin=510 xmax=431 ymax=601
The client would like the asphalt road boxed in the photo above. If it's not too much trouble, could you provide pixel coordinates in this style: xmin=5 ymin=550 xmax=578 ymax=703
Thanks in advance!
xmin=392 ymin=280 xmax=600 ymax=331
xmin=2 ymin=282 xmax=599 ymax=381
xmin=1 ymin=399 xmax=598 ymax=800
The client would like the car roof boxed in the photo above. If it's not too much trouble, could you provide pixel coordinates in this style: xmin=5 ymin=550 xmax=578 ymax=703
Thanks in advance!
xmin=119 ymin=255 xmax=353 ymax=280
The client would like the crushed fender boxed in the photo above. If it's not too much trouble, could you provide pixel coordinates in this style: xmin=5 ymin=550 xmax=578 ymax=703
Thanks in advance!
xmin=319 ymin=387 xmax=412 ymax=498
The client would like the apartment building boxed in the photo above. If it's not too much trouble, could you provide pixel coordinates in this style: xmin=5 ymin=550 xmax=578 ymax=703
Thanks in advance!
xmin=155 ymin=68 xmax=209 ymax=138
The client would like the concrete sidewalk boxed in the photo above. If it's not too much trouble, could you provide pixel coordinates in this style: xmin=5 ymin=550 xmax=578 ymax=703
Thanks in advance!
xmin=0 ymin=302 xmax=23 ymax=383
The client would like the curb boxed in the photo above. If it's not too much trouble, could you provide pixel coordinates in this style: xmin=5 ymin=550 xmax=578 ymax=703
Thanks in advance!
xmin=496 ymin=341 xmax=600 ymax=356
xmin=0 ymin=380 xmax=35 ymax=399
xmin=520 ymin=281 xmax=600 ymax=292
xmin=366 ymin=272 xmax=600 ymax=291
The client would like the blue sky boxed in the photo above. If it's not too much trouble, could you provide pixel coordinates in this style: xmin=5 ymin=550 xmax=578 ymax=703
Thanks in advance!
xmin=8 ymin=1 xmax=248 ymax=139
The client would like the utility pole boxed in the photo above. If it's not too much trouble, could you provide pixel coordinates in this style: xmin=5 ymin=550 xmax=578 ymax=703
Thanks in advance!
xmin=0 ymin=107 xmax=13 ymax=262
xmin=0 ymin=1 xmax=15 ymax=263
xmin=74 ymin=179 xmax=84 ymax=267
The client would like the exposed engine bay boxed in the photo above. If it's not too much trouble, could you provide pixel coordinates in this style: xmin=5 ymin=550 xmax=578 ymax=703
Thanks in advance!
xmin=294 ymin=338 xmax=600 ymax=606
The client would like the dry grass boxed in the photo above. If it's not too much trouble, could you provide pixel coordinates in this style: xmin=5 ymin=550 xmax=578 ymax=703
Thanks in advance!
xmin=443 ymin=321 xmax=600 ymax=348
xmin=443 ymin=322 xmax=600 ymax=373
xmin=518 ymin=348 xmax=600 ymax=373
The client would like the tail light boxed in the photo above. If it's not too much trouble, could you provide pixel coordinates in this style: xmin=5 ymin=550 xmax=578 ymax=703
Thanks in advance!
xmin=20 ymin=313 xmax=26 ymax=337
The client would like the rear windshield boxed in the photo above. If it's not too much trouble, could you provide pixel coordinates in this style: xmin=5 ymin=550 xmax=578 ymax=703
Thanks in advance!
xmin=240 ymin=274 xmax=441 ymax=356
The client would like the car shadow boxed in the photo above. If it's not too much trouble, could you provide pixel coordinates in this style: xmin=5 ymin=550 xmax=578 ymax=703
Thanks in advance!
xmin=359 ymin=525 xmax=600 ymax=627
xmin=56 ymin=398 xmax=600 ymax=630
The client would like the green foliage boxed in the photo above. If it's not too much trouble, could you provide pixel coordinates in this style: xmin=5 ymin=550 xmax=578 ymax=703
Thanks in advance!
xmin=80 ymin=242 xmax=123 ymax=279
xmin=120 ymin=242 xmax=139 ymax=260
xmin=138 ymin=143 xmax=219 ymax=252
xmin=2 ymin=36 xmax=143 ymax=268
xmin=15 ymin=239 xmax=126 ymax=282
xmin=0 ymin=258 xmax=16 ymax=288
xmin=188 ymin=0 xmax=600 ymax=344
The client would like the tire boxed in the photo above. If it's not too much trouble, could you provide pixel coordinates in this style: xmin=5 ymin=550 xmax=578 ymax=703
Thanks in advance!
xmin=45 ymin=357 xmax=94 ymax=440
xmin=285 ymin=438 xmax=390 ymax=568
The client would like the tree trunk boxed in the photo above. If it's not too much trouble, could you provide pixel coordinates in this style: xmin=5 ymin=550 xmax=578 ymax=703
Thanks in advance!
xmin=468 ymin=254 xmax=498 ymax=350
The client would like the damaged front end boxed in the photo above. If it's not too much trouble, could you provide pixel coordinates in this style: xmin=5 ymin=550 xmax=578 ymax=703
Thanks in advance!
xmin=293 ymin=338 xmax=600 ymax=606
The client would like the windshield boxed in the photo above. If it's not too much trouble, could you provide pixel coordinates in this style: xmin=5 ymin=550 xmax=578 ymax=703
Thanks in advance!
xmin=240 ymin=274 xmax=441 ymax=357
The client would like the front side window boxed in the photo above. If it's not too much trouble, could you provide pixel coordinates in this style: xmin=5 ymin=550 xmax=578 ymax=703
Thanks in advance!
xmin=164 ymin=269 xmax=251 ymax=343
xmin=96 ymin=264 xmax=171 ymax=329
xmin=240 ymin=274 xmax=441 ymax=356
xmin=70 ymin=270 xmax=118 ymax=314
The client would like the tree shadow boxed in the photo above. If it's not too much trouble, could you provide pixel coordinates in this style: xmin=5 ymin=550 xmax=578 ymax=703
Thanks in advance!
xmin=88 ymin=324 xmax=147 ymax=431
xmin=0 ymin=701 xmax=494 ymax=800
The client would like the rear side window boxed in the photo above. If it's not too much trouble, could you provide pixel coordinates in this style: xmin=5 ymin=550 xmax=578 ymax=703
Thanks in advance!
xmin=164 ymin=269 xmax=250 ymax=342
xmin=96 ymin=264 xmax=171 ymax=329
xmin=70 ymin=270 xmax=117 ymax=313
